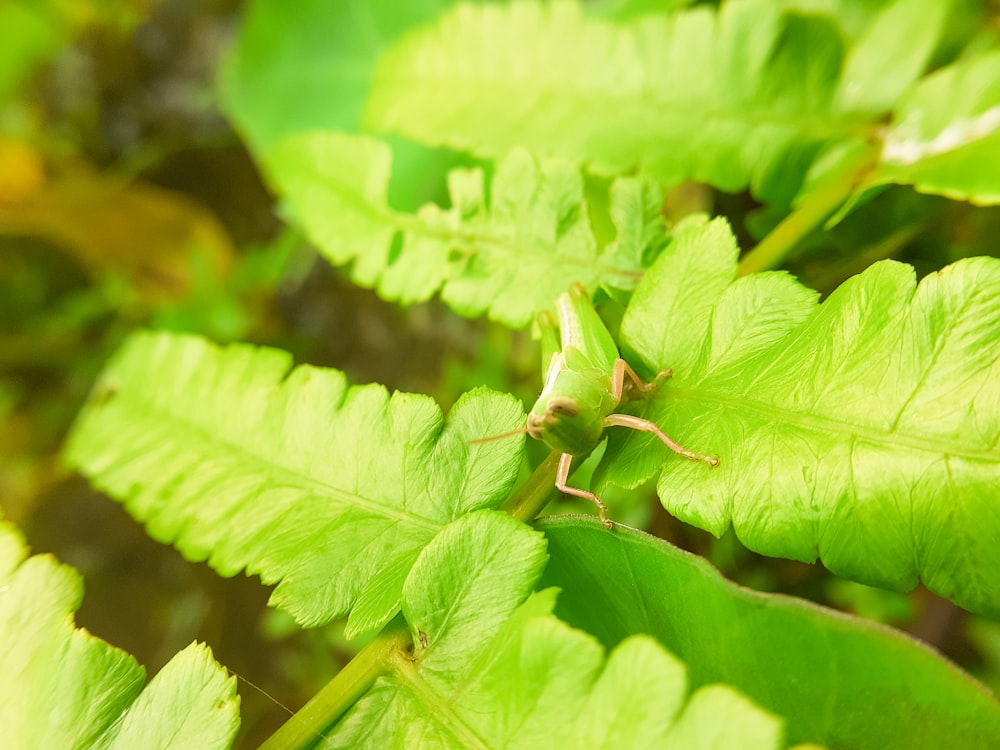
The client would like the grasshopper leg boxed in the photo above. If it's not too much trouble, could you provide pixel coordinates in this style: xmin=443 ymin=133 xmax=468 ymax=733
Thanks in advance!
xmin=611 ymin=359 xmax=673 ymax=402
xmin=555 ymin=452 xmax=613 ymax=529
xmin=604 ymin=413 xmax=720 ymax=467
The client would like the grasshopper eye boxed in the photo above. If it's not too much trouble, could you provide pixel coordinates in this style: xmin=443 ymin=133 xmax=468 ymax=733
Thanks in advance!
xmin=547 ymin=397 xmax=579 ymax=418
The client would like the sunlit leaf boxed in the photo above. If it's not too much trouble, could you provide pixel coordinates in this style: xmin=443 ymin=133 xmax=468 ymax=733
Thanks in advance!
xmin=267 ymin=133 xmax=653 ymax=326
xmin=365 ymin=0 xmax=947 ymax=205
xmin=0 ymin=519 xmax=239 ymax=749
xmin=877 ymin=50 xmax=1000 ymax=204
xmin=324 ymin=511 xmax=791 ymax=749
xmin=599 ymin=215 xmax=1000 ymax=618
xmin=64 ymin=331 xmax=525 ymax=635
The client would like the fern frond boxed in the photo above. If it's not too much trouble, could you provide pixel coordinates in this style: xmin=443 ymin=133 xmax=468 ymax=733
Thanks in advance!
xmin=268 ymin=133 xmax=656 ymax=326
xmin=65 ymin=332 xmax=525 ymax=635
xmin=878 ymin=50 xmax=1000 ymax=204
xmin=0 ymin=520 xmax=239 ymax=748
xmin=600 ymin=216 xmax=1000 ymax=617
xmin=365 ymin=0 xmax=950 ymax=205
xmin=327 ymin=511 xmax=790 ymax=749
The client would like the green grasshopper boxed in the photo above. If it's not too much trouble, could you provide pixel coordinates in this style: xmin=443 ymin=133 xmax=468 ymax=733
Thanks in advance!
xmin=514 ymin=283 xmax=719 ymax=528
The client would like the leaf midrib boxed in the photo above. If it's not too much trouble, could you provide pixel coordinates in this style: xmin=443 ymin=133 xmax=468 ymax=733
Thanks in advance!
xmin=111 ymin=393 xmax=444 ymax=533
xmin=669 ymin=385 xmax=1000 ymax=462
xmin=391 ymin=654 xmax=493 ymax=750
xmin=370 ymin=75 xmax=870 ymax=144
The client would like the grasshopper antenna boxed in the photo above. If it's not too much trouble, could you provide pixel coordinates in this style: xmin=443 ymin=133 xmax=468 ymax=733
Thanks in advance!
xmin=468 ymin=428 xmax=528 ymax=445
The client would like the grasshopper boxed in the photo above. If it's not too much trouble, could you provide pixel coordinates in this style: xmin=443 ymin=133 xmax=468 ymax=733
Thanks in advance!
xmin=522 ymin=283 xmax=718 ymax=528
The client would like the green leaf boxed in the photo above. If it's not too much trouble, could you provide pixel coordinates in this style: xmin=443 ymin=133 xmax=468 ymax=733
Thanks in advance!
xmin=832 ymin=0 xmax=952 ymax=116
xmin=324 ymin=511 xmax=791 ymax=749
xmin=220 ymin=0 xmax=454 ymax=151
xmin=599 ymin=216 xmax=1000 ymax=618
xmin=220 ymin=0 xmax=476 ymax=214
xmin=877 ymin=50 xmax=1000 ymax=204
xmin=103 ymin=644 xmax=239 ymax=750
xmin=64 ymin=331 xmax=525 ymax=635
xmin=615 ymin=214 xmax=747 ymax=378
xmin=539 ymin=518 xmax=1000 ymax=750
xmin=0 ymin=519 xmax=239 ymax=749
xmin=0 ymin=1 xmax=67 ymax=104
xmin=364 ymin=0 xmax=933 ymax=204
xmin=267 ymin=133 xmax=651 ymax=326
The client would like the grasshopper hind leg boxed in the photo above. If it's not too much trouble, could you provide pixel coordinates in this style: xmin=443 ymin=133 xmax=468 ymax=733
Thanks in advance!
xmin=555 ymin=453 xmax=613 ymax=529
xmin=612 ymin=359 xmax=674 ymax=402
xmin=604 ymin=414 xmax=720 ymax=466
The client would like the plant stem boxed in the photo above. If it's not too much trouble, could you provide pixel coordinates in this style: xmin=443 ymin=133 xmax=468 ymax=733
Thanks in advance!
xmin=257 ymin=619 xmax=412 ymax=750
xmin=256 ymin=454 xmax=561 ymax=748
xmin=501 ymin=451 xmax=561 ymax=523
xmin=736 ymin=149 xmax=877 ymax=276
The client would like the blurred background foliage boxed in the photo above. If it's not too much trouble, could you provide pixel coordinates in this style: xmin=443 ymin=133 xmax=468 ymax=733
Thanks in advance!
xmin=1 ymin=0 xmax=998 ymax=746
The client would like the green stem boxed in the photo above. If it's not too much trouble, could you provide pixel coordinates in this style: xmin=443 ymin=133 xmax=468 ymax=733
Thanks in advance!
xmin=255 ymin=449 xmax=568 ymax=747
xmin=501 ymin=451 xmax=561 ymax=524
xmin=258 ymin=619 xmax=411 ymax=750
xmin=736 ymin=149 xmax=877 ymax=276
xmin=256 ymin=454 xmax=562 ymax=748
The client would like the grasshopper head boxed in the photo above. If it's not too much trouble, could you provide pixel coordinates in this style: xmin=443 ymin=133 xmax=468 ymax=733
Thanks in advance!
xmin=526 ymin=396 xmax=578 ymax=439
xmin=527 ymin=394 xmax=603 ymax=455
